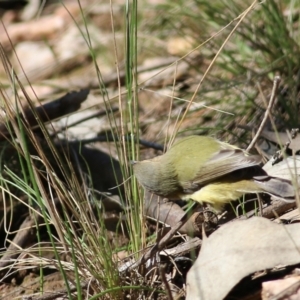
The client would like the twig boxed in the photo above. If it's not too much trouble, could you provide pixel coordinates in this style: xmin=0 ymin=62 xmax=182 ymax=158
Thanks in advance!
xmin=246 ymin=76 xmax=281 ymax=152
xmin=125 ymin=203 xmax=197 ymax=272
xmin=68 ymin=135 xmax=164 ymax=151
xmin=22 ymin=280 xmax=93 ymax=300
xmin=159 ymin=266 xmax=174 ymax=300
xmin=0 ymin=89 xmax=89 ymax=141
xmin=246 ymin=200 xmax=296 ymax=219
xmin=0 ymin=214 xmax=41 ymax=270
xmin=50 ymin=107 xmax=119 ymax=137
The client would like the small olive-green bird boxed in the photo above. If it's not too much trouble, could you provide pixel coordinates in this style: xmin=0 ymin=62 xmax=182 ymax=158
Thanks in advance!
xmin=132 ymin=135 xmax=296 ymax=209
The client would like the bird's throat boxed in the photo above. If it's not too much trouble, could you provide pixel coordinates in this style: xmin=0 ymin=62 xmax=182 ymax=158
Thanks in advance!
xmin=135 ymin=160 xmax=179 ymax=198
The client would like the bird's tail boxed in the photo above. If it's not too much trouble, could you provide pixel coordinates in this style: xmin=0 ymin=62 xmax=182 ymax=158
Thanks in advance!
xmin=260 ymin=156 xmax=300 ymax=202
xmin=254 ymin=175 xmax=298 ymax=202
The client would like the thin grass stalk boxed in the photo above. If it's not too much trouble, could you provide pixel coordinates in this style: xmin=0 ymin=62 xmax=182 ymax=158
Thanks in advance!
xmin=0 ymin=38 xmax=88 ymax=298
xmin=124 ymin=0 xmax=145 ymax=255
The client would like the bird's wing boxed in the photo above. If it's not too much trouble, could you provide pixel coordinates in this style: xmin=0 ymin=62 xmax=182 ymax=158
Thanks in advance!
xmin=181 ymin=149 xmax=262 ymax=191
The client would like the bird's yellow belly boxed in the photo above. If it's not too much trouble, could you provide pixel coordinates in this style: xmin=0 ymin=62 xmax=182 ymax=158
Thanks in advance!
xmin=181 ymin=180 xmax=257 ymax=210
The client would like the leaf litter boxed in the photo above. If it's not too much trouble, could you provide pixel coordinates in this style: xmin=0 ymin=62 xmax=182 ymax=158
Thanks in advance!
xmin=1 ymin=1 xmax=300 ymax=300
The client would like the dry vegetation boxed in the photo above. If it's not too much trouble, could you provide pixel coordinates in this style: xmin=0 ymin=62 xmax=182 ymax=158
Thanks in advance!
xmin=0 ymin=0 xmax=300 ymax=299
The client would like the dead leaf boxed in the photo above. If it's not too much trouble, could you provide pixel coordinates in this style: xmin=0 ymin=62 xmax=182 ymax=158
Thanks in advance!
xmin=261 ymin=130 xmax=300 ymax=153
xmin=262 ymin=276 xmax=300 ymax=300
xmin=263 ymin=155 xmax=300 ymax=184
xmin=186 ymin=217 xmax=300 ymax=300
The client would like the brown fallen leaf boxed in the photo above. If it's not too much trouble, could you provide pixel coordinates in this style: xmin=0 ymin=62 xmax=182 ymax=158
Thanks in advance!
xmin=263 ymin=155 xmax=300 ymax=184
xmin=144 ymin=191 xmax=215 ymax=236
xmin=262 ymin=276 xmax=300 ymax=300
xmin=186 ymin=217 xmax=300 ymax=300
xmin=261 ymin=129 xmax=300 ymax=153
xmin=0 ymin=2 xmax=81 ymax=50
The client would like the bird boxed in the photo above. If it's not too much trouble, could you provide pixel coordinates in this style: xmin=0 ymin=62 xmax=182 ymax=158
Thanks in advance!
xmin=132 ymin=135 xmax=297 ymax=210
